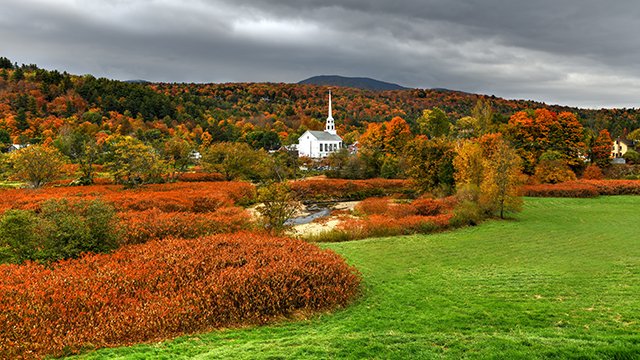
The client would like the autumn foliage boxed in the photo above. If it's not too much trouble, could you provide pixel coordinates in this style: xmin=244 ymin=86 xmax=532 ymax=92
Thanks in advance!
xmin=0 ymin=181 xmax=256 ymax=214
xmin=334 ymin=196 xmax=455 ymax=240
xmin=521 ymin=180 xmax=640 ymax=197
xmin=289 ymin=178 xmax=414 ymax=201
xmin=0 ymin=232 xmax=360 ymax=359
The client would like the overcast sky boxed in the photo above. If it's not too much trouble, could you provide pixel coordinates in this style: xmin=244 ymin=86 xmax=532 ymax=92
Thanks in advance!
xmin=2 ymin=0 xmax=639 ymax=108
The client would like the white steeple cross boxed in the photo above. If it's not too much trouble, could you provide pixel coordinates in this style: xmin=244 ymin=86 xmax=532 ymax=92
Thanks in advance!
xmin=325 ymin=90 xmax=337 ymax=135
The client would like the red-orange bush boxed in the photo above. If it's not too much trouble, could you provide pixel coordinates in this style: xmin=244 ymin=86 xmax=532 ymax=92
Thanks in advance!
xmin=582 ymin=164 xmax=603 ymax=180
xmin=521 ymin=182 xmax=599 ymax=198
xmin=328 ymin=196 xmax=455 ymax=241
xmin=119 ymin=207 xmax=251 ymax=245
xmin=521 ymin=180 xmax=640 ymax=197
xmin=0 ymin=181 xmax=256 ymax=214
xmin=177 ymin=172 xmax=225 ymax=182
xmin=0 ymin=232 xmax=360 ymax=359
xmin=354 ymin=197 xmax=390 ymax=215
xmin=411 ymin=197 xmax=444 ymax=216
xmin=289 ymin=178 xmax=414 ymax=201
xmin=338 ymin=213 xmax=453 ymax=240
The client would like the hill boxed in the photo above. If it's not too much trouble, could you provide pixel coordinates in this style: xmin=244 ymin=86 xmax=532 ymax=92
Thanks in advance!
xmin=0 ymin=57 xmax=639 ymax=147
xmin=298 ymin=75 xmax=409 ymax=91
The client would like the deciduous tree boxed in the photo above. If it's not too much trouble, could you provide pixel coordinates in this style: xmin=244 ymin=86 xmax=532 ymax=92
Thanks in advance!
xmin=8 ymin=145 xmax=67 ymax=188
xmin=479 ymin=138 xmax=523 ymax=219
xmin=404 ymin=136 xmax=455 ymax=195
xmin=591 ymin=129 xmax=612 ymax=168
xmin=104 ymin=135 xmax=165 ymax=187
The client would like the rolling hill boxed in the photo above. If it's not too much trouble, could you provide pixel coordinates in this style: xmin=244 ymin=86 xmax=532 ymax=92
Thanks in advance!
xmin=298 ymin=75 xmax=409 ymax=91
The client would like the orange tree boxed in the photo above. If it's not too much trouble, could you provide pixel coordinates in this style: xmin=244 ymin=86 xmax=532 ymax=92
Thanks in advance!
xmin=506 ymin=109 xmax=585 ymax=173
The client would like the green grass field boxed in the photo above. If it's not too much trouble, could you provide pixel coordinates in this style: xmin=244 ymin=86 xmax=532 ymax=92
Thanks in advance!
xmin=76 ymin=197 xmax=640 ymax=359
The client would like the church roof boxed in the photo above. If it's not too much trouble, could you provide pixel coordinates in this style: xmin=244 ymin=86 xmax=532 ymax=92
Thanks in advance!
xmin=303 ymin=130 xmax=342 ymax=141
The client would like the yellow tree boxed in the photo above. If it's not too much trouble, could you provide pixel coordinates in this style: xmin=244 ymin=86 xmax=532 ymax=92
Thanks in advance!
xmin=453 ymin=140 xmax=484 ymax=189
xmin=480 ymin=138 xmax=523 ymax=219
xmin=8 ymin=145 xmax=67 ymax=188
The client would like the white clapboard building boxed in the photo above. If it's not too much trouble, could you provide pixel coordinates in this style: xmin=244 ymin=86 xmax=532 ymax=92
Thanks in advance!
xmin=298 ymin=92 xmax=342 ymax=158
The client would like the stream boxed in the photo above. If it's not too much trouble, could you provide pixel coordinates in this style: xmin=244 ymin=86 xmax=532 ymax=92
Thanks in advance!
xmin=284 ymin=205 xmax=332 ymax=226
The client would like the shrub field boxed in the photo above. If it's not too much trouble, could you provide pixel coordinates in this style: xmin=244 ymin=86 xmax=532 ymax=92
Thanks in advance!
xmin=0 ymin=232 xmax=360 ymax=359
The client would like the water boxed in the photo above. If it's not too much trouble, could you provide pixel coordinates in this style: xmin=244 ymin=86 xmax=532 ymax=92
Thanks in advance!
xmin=285 ymin=207 xmax=331 ymax=226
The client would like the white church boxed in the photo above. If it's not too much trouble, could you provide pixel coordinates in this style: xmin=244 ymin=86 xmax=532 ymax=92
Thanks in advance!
xmin=298 ymin=92 xmax=343 ymax=158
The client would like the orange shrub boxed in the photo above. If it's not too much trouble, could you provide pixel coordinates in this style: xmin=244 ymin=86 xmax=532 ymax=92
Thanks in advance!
xmin=0 ymin=232 xmax=360 ymax=359
xmin=521 ymin=182 xmax=599 ymax=198
xmin=289 ymin=178 xmax=414 ymax=201
xmin=355 ymin=197 xmax=390 ymax=215
xmin=411 ymin=197 xmax=444 ymax=216
xmin=521 ymin=180 xmax=640 ymax=197
xmin=0 ymin=181 xmax=256 ymax=214
xmin=177 ymin=172 xmax=225 ymax=182
xmin=338 ymin=213 xmax=453 ymax=240
xmin=119 ymin=207 xmax=252 ymax=245
xmin=582 ymin=164 xmax=603 ymax=180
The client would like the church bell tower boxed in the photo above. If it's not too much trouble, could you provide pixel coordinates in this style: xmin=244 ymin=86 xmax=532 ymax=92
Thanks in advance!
xmin=325 ymin=91 xmax=337 ymax=135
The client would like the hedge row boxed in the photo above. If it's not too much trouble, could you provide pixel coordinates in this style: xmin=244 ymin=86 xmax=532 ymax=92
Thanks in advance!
xmin=0 ymin=232 xmax=360 ymax=359
xmin=521 ymin=180 xmax=640 ymax=198
xmin=289 ymin=178 xmax=415 ymax=202
xmin=0 ymin=181 xmax=256 ymax=214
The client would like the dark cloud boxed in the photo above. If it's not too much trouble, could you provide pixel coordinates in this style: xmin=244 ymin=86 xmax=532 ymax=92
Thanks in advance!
xmin=1 ymin=0 xmax=638 ymax=108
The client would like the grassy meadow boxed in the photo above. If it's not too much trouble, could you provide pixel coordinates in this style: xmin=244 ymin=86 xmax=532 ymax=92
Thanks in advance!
xmin=76 ymin=196 xmax=640 ymax=359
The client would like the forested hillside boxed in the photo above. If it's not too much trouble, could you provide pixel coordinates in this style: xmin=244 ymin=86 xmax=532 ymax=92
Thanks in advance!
xmin=1 ymin=57 xmax=638 ymax=148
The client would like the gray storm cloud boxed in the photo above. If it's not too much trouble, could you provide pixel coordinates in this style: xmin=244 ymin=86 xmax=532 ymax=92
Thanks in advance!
xmin=1 ymin=0 xmax=639 ymax=108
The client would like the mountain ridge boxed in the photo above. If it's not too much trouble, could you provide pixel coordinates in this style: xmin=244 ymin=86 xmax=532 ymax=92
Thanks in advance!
xmin=298 ymin=75 xmax=409 ymax=91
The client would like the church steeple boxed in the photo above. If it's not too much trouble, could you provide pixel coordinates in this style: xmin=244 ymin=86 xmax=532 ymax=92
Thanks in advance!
xmin=325 ymin=91 xmax=337 ymax=135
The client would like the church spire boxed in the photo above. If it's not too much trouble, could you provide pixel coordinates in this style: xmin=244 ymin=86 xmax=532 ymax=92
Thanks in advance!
xmin=325 ymin=90 xmax=337 ymax=135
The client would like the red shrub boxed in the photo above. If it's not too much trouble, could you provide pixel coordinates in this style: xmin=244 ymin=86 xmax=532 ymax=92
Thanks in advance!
xmin=582 ymin=164 xmax=603 ymax=180
xmin=521 ymin=182 xmax=599 ymax=198
xmin=338 ymin=213 xmax=453 ymax=240
xmin=411 ymin=197 xmax=444 ymax=216
xmin=177 ymin=172 xmax=225 ymax=182
xmin=0 ymin=181 xmax=256 ymax=214
xmin=119 ymin=207 xmax=252 ymax=245
xmin=355 ymin=197 xmax=390 ymax=215
xmin=521 ymin=180 xmax=640 ymax=197
xmin=0 ymin=233 xmax=360 ymax=359
xmin=289 ymin=178 xmax=414 ymax=201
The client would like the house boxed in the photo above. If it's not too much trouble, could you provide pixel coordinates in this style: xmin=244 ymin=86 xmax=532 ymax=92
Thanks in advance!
xmin=611 ymin=137 xmax=636 ymax=159
xmin=6 ymin=144 xmax=27 ymax=153
xmin=298 ymin=91 xmax=342 ymax=158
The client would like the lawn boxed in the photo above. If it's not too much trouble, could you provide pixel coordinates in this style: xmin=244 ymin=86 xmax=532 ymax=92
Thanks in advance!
xmin=75 ymin=197 xmax=640 ymax=359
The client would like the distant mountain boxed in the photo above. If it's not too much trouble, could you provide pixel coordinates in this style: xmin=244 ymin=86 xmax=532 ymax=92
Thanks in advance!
xmin=298 ymin=75 xmax=409 ymax=91
xmin=124 ymin=79 xmax=151 ymax=84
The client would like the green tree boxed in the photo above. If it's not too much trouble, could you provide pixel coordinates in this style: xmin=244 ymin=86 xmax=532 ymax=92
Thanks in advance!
xmin=201 ymin=142 xmax=270 ymax=181
xmin=54 ymin=128 xmax=100 ymax=185
xmin=104 ymin=136 xmax=165 ymax=187
xmin=256 ymin=182 xmax=300 ymax=235
xmin=162 ymin=136 xmax=194 ymax=182
xmin=8 ymin=145 xmax=67 ymax=188
xmin=0 ymin=199 xmax=119 ymax=264
xmin=471 ymin=98 xmax=494 ymax=134
xmin=11 ymin=67 xmax=24 ymax=82
xmin=417 ymin=108 xmax=451 ymax=138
